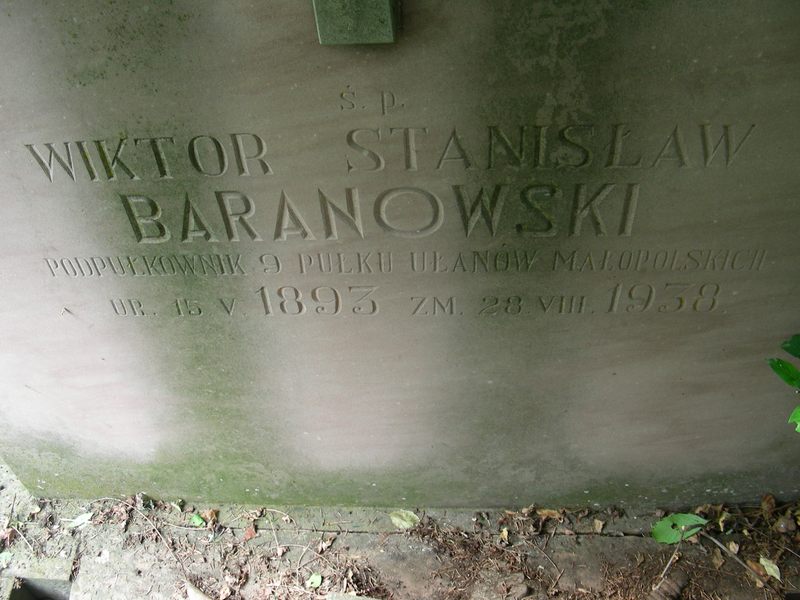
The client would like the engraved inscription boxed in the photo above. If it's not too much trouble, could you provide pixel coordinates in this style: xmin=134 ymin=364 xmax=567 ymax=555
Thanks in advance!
xmin=24 ymin=114 xmax=766 ymax=330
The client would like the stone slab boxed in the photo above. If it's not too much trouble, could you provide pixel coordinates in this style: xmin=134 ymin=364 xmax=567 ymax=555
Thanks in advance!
xmin=312 ymin=0 xmax=397 ymax=45
xmin=0 ymin=1 xmax=799 ymax=507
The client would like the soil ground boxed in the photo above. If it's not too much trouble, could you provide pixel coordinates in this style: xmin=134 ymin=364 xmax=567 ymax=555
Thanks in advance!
xmin=0 ymin=461 xmax=796 ymax=600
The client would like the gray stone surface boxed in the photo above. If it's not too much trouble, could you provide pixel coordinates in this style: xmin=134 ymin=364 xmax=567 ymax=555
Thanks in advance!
xmin=0 ymin=1 xmax=798 ymax=507
xmin=312 ymin=0 xmax=397 ymax=45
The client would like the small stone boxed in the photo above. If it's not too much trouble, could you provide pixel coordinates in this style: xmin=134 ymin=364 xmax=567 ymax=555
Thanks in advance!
xmin=774 ymin=513 xmax=796 ymax=533
xmin=507 ymin=571 xmax=526 ymax=584
xmin=507 ymin=583 xmax=530 ymax=600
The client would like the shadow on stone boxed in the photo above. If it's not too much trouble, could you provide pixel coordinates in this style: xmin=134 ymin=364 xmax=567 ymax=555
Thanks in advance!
xmin=6 ymin=579 xmax=71 ymax=600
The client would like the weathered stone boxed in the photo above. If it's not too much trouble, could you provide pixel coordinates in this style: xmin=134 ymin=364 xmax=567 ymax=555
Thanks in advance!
xmin=312 ymin=0 xmax=397 ymax=44
xmin=0 ymin=1 xmax=798 ymax=507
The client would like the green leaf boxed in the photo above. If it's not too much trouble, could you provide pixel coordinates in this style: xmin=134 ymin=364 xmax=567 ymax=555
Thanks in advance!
xmin=651 ymin=513 xmax=708 ymax=544
xmin=759 ymin=556 xmax=781 ymax=581
xmin=189 ymin=513 xmax=206 ymax=527
xmin=789 ymin=406 xmax=800 ymax=432
xmin=388 ymin=509 xmax=420 ymax=529
xmin=781 ymin=335 xmax=800 ymax=359
xmin=305 ymin=573 xmax=322 ymax=589
xmin=767 ymin=358 xmax=800 ymax=388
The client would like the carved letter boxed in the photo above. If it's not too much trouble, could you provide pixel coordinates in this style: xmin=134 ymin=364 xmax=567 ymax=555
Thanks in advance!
xmin=119 ymin=194 xmax=170 ymax=243
xmin=25 ymin=142 xmax=76 ymax=182
xmin=274 ymin=191 xmax=316 ymax=241
xmin=346 ymin=129 xmax=384 ymax=173
xmin=190 ymin=135 xmax=229 ymax=176
xmin=319 ymin=188 xmax=364 ymax=240
xmin=182 ymin=194 xmax=218 ymax=242
xmin=374 ymin=187 xmax=444 ymax=238
xmin=95 ymin=138 xmax=140 ymax=180
xmin=436 ymin=128 xmax=473 ymax=169
xmin=231 ymin=133 xmax=272 ymax=176
xmin=569 ymin=183 xmax=615 ymax=236
xmin=453 ymin=184 xmax=507 ymax=237
xmin=215 ymin=191 xmax=261 ymax=241
xmin=517 ymin=184 xmax=561 ymax=237
xmin=134 ymin=136 xmax=176 ymax=179
xmin=700 ymin=124 xmax=756 ymax=166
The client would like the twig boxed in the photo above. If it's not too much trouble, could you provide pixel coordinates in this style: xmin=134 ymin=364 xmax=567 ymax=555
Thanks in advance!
xmin=268 ymin=518 xmax=283 ymax=556
xmin=262 ymin=508 xmax=295 ymax=523
xmin=2 ymin=495 xmax=16 ymax=532
xmin=161 ymin=523 xmax=203 ymax=532
xmin=654 ymin=539 xmax=683 ymax=590
xmin=295 ymin=542 xmax=311 ymax=572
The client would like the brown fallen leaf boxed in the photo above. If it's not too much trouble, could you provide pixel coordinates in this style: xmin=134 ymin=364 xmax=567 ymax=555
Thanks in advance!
xmin=711 ymin=548 xmax=725 ymax=569
xmin=761 ymin=494 xmax=776 ymax=518
xmin=774 ymin=511 xmax=796 ymax=533
xmin=200 ymin=509 xmax=218 ymax=529
xmin=243 ymin=525 xmax=257 ymax=542
xmin=593 ymin=519 xmax=605 ymax=534
xmin=317 ymin=534 xmax=336 ymax=554
xmin=0 ymin=528 xmax=17 ymax=547
xmin=694 ymin=504 xmax=712 ymax=515
xmin=746 ymin=559 xmax=768 ymax=580
xmin=535 ymin=508 xmax=562 ymax=521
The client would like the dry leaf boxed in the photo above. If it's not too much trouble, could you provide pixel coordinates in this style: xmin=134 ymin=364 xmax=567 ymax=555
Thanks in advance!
xmin=711 ymin=548 xmax=725 ymax=569
xmin=727 ymin=541 xmax=739 ymax=554
xmin=717 ymin=511 xmax=731 ymax=532
xmin=200 ymin=509 xmax=218 ymax=528
xmin=694 ymin=504 xmax=712 ymax=515
xmin=317 ymin=534 xmax=336 ymax=554
xmin=535 ymin=508 xmax=562 ymax=521
xmin=761 ymin=494 xmax=776 ymax=518
xmin=499 ymin=527 xmax=509 ymax=544
xmin=243 ymin=525 xmax=257 ymax=542
xmin=593 ymin=519 xmax=605 ymax=534
xmin=275 ymin=545 xmax=287 ymax=558
xmin=185 ymin=581 xmax=213 ymax=600
xmin=759 ymin=556 xmax=781 ymax=582
xmin=0 ymin=528 xmax=17 ymax=547
xmin=746 ymin=559 xmax=768 ymax=579
xmin=774 ymin=512 xmax=796 ymax=533
xmin=65 ymin=512 xmax=94 ymax=530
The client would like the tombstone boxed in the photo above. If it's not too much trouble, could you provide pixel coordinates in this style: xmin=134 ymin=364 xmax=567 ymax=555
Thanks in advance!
xmin=0 ymin=1 xmax=798 ymax=507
